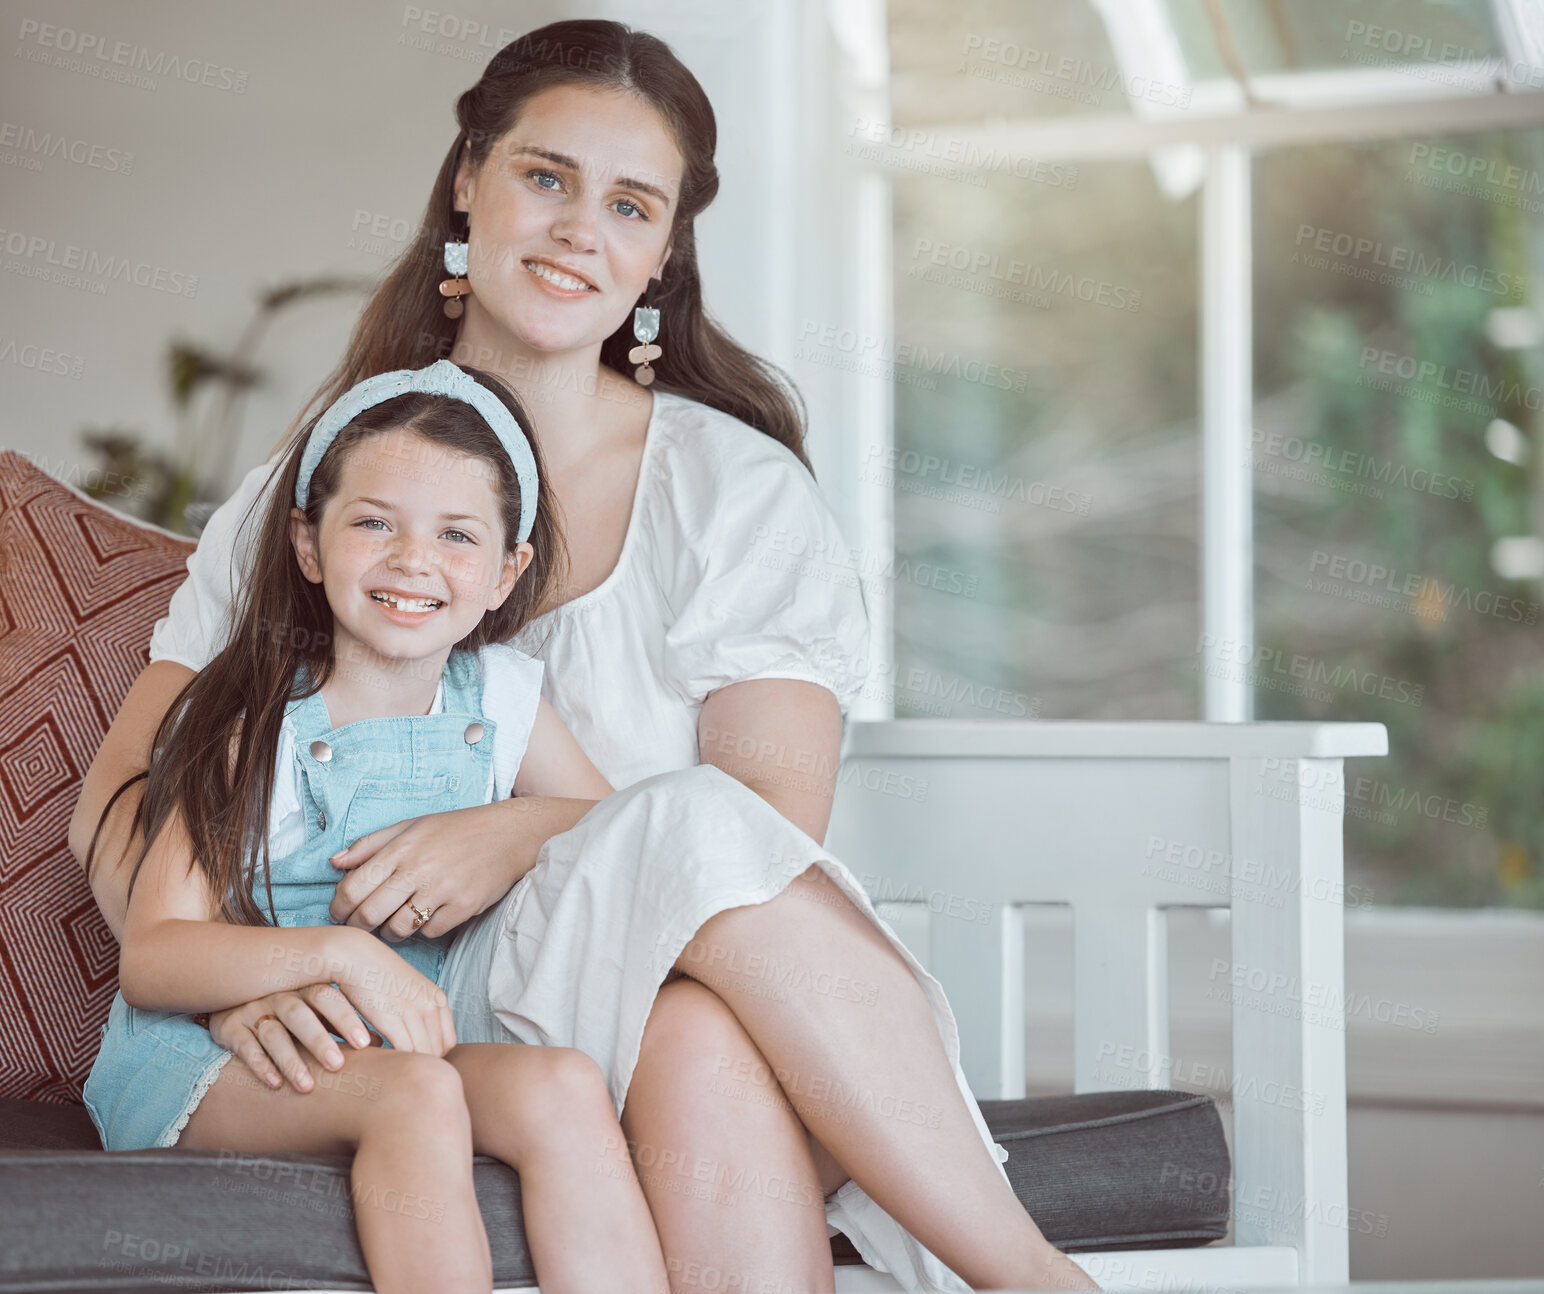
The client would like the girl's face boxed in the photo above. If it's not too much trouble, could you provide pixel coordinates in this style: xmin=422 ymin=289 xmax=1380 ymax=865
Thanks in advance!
xmin=289 ymin=428 xmax=531 ymax=672
xmin=452 ymin=82 xmax=684 ymax=356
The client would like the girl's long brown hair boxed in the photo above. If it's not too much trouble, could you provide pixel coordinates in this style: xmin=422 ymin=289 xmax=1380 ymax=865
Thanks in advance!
xmin=87 ymin=367 xmax=564 ymax=926
xmin=277 ymin=19 xmax=810 ymax=470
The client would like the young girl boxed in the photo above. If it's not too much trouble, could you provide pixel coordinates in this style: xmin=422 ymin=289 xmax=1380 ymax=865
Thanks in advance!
xmin=82 ymin=359 xmax=668 ymax=1294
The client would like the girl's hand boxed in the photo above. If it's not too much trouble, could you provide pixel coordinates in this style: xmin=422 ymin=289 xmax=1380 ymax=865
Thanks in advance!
xmin=208 ymin=984 xmax=377 ymax=1093
xmin=328 ymin=797 xmax=597 ymax=942
xmin=329 ymin=931 xmax=457 ymax=1056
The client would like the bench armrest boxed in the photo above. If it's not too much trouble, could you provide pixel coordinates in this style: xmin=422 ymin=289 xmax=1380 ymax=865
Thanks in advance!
xmin=828 ymin=718 xmax=1387 ymax=1285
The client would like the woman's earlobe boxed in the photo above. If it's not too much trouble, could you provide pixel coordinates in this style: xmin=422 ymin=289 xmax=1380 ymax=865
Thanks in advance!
xmin=453 ymin=146 xmax=477 ymax=211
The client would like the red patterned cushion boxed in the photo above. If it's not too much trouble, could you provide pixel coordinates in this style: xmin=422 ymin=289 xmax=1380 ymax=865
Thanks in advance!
xmin=0 ymin=451 xmax=194 ymax=1103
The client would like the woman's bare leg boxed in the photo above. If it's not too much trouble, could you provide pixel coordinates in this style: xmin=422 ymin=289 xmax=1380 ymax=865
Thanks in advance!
xmin=447 ymin=1043 xmax=669 ymax=1294
xmin=180 ymin=1047 xmax=492 ymax=1294
xmin=674 ymin=866 xmax=1098 ymax=1292
xmin=622 ymin=977 xmax=835 ymax=1294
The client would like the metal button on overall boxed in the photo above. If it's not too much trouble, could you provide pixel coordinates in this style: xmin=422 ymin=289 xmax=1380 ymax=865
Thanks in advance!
xmin=317 ymin=810 xmax=327 ymax=830
xmin=464 ymin=722 xmax=484 ymax=745
xmin=310 ymin=740 xmax=333 ymax=762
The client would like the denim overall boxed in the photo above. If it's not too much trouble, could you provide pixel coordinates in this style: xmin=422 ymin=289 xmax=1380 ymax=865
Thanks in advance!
xmin=83 ymin=649 xmax=495 ymax=1150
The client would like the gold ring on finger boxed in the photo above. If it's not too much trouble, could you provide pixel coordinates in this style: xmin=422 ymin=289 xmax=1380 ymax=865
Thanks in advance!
xmin=408 ymin=901 xmax=434 ymax=931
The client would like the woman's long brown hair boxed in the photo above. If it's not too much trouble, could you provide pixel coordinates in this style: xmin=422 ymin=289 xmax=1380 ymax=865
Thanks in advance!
xmin=86 ymin=367 xmax=564 ymax=927
xmin=277 ymin=18 xmax=810 ymax=470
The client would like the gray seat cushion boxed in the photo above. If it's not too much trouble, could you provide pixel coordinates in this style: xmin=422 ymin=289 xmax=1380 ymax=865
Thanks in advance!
xmin=0 ymin=1090 xmax=1228 ymax=1290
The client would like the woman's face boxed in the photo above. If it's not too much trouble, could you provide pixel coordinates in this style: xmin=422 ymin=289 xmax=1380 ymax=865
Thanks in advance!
xmin=453 ymin=83 xmax=684 ymax=357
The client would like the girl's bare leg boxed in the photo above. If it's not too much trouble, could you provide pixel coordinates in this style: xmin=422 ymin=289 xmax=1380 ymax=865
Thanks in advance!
xmin=623 ymin=977 xmax=835 ymax=1294
xmin=446 ymin=1042 xmax=669 ymax=1294
xmin=180 ymin=1046 xmax=492 ymax=1294
xmin=674 ymin=866 xmax=1099 ymax=1292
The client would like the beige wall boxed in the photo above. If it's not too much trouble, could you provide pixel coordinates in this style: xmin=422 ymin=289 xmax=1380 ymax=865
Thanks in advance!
xmin=0 ymin=0 xmax=809 ymax=501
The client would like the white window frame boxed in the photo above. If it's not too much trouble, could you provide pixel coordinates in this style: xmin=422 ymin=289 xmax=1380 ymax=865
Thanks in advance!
xmin=858 ymin=1 xmax=1544 ymax=719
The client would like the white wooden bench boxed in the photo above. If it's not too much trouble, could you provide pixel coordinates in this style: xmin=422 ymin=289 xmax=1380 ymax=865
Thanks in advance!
xmin=823 ymin=719 xmax=1389 ymax=1291
xmin=470 ymin=719 xmax=1384 ymax=1294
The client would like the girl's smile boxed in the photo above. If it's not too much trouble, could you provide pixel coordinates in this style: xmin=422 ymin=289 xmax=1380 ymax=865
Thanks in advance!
xmin=368 ymin=588 xmax=448 ymax=622
xmin=289 ymin=427 xmax=528 ymax=717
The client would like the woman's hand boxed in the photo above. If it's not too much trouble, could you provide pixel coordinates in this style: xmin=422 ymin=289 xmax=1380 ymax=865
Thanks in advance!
xmin=328 ymin=796 xmax=600 ymax=942
xmin=208 ymin=983 xmax=377 ymax=1093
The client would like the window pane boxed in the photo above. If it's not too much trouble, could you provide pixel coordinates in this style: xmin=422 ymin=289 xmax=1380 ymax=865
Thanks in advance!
xmin=1164 ymin=0 xmax=1501 ymax=78
xmin=889 ymin=0 xmax=1509 ymax=124
xmin=888 ymin=152 xmax=1199 ymax=720
xmin=888 ymin=0 xmax=1167 ymax=123
xmin=1253 ymin=128 xmax=1544 ymax=910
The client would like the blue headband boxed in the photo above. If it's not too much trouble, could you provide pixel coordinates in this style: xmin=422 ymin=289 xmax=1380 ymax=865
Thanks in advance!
xmin=294 ymin=359 xmax=539 ymax=544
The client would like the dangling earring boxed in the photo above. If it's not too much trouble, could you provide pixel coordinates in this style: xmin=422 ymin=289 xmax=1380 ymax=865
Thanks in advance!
xmin=440 ymin=218 xmax=471 ymax=319
xmin=630 ymin=279 xmax=662 ymax=386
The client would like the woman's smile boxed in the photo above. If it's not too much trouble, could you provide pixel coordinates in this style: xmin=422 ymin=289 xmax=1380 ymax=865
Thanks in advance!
xmin=521 ymin=256 xmax=599 ymax=296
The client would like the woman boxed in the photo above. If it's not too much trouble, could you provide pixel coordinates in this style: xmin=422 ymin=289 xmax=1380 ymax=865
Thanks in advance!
xmin=70 ymin=20 xmax=1096 ymax=1294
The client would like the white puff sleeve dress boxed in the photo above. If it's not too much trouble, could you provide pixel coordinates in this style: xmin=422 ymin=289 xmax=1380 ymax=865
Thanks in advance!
xmin=149 ymin=388 xmax=1010 ymax=1293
